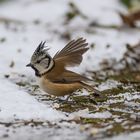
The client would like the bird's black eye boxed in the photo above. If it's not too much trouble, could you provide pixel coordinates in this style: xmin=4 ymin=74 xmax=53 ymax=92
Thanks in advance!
xmin=36 ymin=60 xmax=41 ymax=63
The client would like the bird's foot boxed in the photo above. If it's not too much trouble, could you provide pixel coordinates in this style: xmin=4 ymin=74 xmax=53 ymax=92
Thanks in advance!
xmin=53 ymin=96 xmax=75 ymax=104
xmin=91 ymin=88 xmax=102 ymax=97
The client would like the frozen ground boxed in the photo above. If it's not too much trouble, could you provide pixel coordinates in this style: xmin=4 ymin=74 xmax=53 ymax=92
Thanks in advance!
xmin=0 ymin=0 xmax=140 ymax=140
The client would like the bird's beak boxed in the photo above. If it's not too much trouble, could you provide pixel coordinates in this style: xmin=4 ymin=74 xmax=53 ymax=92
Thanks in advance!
xmin=26 ymin=63 xmax=32 ymax=67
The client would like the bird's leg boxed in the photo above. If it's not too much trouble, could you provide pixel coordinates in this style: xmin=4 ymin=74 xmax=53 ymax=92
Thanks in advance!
xmin=88 ymin=94 xmax=98 ymax=105
xmin=54 ymin=94 xmax=76 ymax=104
xmin=66 ymin=94 xmax=73 ymax=101
xmin=80 ymin=82 xmax=101 ymax=97
xmin=92 ymin=88 xmax=101 ymax=97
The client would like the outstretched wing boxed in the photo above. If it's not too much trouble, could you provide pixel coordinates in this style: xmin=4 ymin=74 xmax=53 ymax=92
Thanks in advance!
xmin=53 ymin=38 xmax=89 ymax=67
xmin=48 ymin=69 xmax=92 ymax=83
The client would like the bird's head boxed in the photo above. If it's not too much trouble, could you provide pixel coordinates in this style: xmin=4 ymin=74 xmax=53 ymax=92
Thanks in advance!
xmin=26 ymin=41 xmax=54 ymax=77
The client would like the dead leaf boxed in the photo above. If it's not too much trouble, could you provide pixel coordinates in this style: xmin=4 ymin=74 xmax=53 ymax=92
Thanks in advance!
xmin=119 ymin=10 xmax=140 ymax=27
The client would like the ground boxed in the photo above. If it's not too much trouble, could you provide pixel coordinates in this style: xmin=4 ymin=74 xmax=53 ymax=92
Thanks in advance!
xmin=0 ymin=0 xmax=140 ymax=140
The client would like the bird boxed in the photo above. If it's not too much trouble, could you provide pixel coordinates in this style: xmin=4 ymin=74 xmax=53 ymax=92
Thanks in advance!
xmin=26 ymin=38 xmax=101 ymax=97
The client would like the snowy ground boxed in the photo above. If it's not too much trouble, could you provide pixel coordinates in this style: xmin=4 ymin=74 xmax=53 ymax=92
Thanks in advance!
xmin=0 ymin=0 xmax=140 ymax=140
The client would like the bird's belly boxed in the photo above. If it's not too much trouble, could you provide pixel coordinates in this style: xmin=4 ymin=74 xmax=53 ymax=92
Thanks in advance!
xmin=38 ymin=78 xmax=82 ymax=96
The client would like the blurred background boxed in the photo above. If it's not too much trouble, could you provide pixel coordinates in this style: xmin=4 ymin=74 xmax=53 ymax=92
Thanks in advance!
xmin=0 ymin=0 xmax=140 ymax=74
xmin=0 ymin=0 xmax=140 ymax=140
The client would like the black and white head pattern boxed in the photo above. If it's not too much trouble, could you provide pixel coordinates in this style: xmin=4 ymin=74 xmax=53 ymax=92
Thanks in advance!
xmin=29 ymin=41 xmax=54 ymax=77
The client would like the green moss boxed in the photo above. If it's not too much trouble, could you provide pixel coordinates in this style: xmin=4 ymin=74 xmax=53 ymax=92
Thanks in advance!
xmin=0 ymin=0 xmax=8 ymax=3
xmin=81 ymin=118 xmax=103 ymax=125
xmin=109 ymin=71 xmax=140 ymax=83
xmin=58 ymin=103 xmax=89 ymax=113
xmin=120 ymin=0 xmax=132 ymax=8
xmin=57 ymin=96 xmax=97 ymax=113
xmin=107 ymin=123 xmax=125 ymax=135
xmin=0 ymin=37 xmax=6 ymax=43
xmin=16 ymin=81 xmax=27 ymax=87
xmin=66 ymin=12 xmax=76 ymax=21
xmin=13 ymin=69 xmax=140 ymax=138
xmin=101 ymin=87 xmax=129 ymax=96
xmin=134 ymin=98 xmax=140 ymax=103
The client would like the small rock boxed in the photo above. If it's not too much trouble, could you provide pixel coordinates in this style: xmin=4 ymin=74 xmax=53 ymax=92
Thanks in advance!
xmin=53 ymin=103 xmax=60 ymax=109
xmin=3 ymin=134 xmax=9 ymax=138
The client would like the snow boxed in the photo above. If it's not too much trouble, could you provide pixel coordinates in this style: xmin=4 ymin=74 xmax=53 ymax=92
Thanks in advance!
xmin=105 ymin=132 xmax=140 ymax=140
xmin=98 ymin=80 xmax=121 ymax=91
xmin=69 ymin=108 xmax=112 ymax=119
xmin=0 ymin=78 xmax=67 ymax=122
xmin=0 ymin=0 xmax=127 ymax=122
xmin=0 ymin=0 xmax=140 ymax=139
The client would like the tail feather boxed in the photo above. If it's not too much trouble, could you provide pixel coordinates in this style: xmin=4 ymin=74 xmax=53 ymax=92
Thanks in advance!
xmin=80 ymin=82 xmax=101 ymax=97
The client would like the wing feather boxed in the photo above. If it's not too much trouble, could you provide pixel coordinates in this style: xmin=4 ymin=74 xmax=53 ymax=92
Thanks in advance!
xmin=49 ymin=70 xmax=92 ymax=83
xmin=53 ymin=38 xmax=89 ymax=67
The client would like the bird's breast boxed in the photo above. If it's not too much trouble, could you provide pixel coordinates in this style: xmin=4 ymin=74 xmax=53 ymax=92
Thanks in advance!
xmin=38 ymin=77 xmax=82 ymax=96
